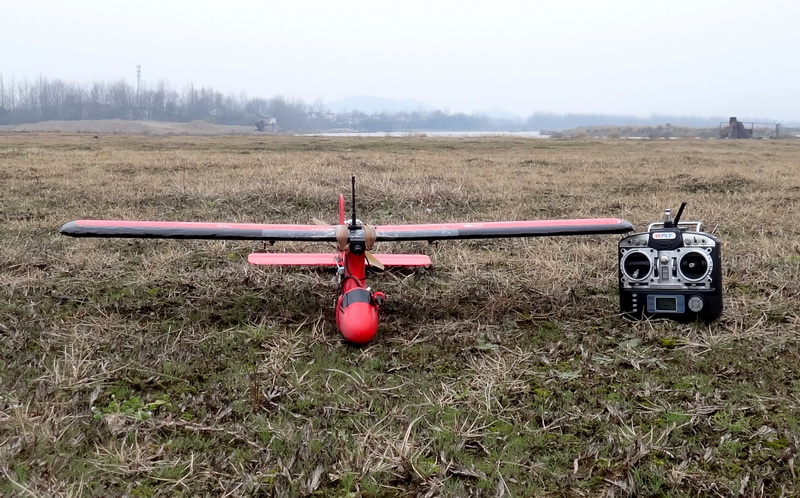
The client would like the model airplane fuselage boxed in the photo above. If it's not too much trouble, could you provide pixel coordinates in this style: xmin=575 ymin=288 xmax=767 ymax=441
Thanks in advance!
xmin=60 ymin=178 xmax=633 ymax=343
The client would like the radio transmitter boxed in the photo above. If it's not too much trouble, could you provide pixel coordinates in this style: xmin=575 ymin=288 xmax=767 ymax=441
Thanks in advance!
xmin=619 ymin=203 xmax=722 ymax=323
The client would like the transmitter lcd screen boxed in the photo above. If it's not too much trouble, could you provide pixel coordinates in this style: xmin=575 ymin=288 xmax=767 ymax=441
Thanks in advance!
xmin=655 ymin=297 xmax=678 ymax=311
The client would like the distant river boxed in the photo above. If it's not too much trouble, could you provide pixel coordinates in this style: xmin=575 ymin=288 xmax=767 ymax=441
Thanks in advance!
xmin=297 ymin=131 xmax=546 ymax=138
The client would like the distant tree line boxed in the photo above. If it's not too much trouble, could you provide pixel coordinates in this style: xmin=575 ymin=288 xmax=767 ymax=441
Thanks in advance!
xmin=525 ymin=112 xmax=731 ymax=131
xmin=0 ymin=75 xmax=517 ymax=131
xmin=0 ymin=74 xmax=746 ymax=131
xmin=0 ymin=75 xmax=314 ymax=128
xmin=343 ymin=110 xmax=506 ymax=132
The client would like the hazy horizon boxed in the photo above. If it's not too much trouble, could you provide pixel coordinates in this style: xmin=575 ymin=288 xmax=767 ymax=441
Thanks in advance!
xmin=4 ymin=0 xmax=800 ymax=122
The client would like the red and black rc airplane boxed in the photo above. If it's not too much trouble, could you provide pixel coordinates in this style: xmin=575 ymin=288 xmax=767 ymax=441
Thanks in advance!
xmin=60 ymin=177 xmax=633 ymax=344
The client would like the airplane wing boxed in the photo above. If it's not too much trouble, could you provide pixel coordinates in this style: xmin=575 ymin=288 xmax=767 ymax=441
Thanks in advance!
xmin=61 ymin=217 xmax=632 ymax=242
xmin=60 ymin=220 xmax=338 ymax=241
xmin=374 ymin=218 xmax=633 ymax=241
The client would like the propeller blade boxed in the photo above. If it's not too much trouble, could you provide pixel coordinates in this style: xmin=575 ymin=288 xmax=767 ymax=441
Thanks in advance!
xmin=365 ymin=251 xmax=385 ymax=270
xmin=312 ymin=217 xmax=329 ymax=226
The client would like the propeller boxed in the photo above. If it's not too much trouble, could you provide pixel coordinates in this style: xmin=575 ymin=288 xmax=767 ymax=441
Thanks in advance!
xmin=364 ymin=251 xmax=385 ymax=270
xmin=311 ymin=218 xmax=384 ymax=270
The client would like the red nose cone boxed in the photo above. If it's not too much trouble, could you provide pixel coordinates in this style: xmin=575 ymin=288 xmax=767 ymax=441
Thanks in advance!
xmin=338 ymin=302 xmax=379 ymax=344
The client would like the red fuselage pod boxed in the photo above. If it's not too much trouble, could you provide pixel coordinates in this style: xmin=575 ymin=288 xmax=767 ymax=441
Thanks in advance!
xmin=336 ymin=287 xmax=379 ymax=344
xmin=335 ymin=242 xmax=381 ymax=344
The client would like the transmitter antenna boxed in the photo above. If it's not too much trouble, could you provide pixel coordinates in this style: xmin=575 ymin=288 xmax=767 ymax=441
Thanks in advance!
xmin=673 ymin=202 xmax=687 ymax=226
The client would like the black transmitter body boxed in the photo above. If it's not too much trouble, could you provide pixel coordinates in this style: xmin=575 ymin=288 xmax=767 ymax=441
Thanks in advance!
xmin=618 ymin=205 xmax=722 ymax=323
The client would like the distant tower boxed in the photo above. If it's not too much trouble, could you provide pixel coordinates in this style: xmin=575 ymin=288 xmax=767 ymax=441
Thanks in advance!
xmin=136 ymin=65 xmax=142 ymax=119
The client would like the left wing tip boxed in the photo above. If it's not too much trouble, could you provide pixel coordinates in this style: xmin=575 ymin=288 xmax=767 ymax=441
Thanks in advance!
xmin=59 ymin=220 xmax=81 ymax=236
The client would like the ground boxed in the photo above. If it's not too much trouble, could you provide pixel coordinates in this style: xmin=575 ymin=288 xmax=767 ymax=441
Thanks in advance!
xmin=1 ymin=134 xmax=799 ymax=496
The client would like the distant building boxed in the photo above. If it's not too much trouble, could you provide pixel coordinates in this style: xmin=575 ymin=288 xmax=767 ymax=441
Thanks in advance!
xmin=255 ymin=115 xmax=277 ymax=132
xmin=720 ymin=117 xmax=752 ymax=139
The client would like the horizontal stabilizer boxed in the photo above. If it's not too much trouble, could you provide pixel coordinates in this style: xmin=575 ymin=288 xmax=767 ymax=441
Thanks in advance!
xmin=372 ymin=254 xmax=431 ymax=267
xmin=247 ymin=253 xmax=431 ymax=267
xmin=248 ymin=253 xmax=338 ymax=266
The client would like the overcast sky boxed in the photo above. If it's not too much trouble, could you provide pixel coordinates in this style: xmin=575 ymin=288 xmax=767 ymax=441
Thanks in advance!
xmin=3 ymin=0 xmax=799 ymax=121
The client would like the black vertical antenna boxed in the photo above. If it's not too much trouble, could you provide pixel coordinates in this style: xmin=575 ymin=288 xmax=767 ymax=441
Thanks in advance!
xmin=349 ymin=176 xmax=358 ymax=229
xmin=673 ymin=202 xmax=687 ymax=226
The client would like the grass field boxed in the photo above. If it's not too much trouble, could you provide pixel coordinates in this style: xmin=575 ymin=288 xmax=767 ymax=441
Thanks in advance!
xmin=2 ymin=134 xmax=799 ymax=496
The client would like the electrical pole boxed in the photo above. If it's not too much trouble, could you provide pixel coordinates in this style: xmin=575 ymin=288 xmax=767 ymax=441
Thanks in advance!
xmin=136 ymin=65 xmax=141 ymax=119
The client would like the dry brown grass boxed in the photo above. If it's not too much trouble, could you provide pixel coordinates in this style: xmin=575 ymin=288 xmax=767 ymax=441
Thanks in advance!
xmin=1 ymin=133 xmax=799 ymax=496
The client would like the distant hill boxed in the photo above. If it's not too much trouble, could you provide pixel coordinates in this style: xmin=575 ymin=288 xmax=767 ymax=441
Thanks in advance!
xmin=481 ymin=107 xmax=521 ymax=121
xmin=325 ymin=96 xmax=434 ymax=114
